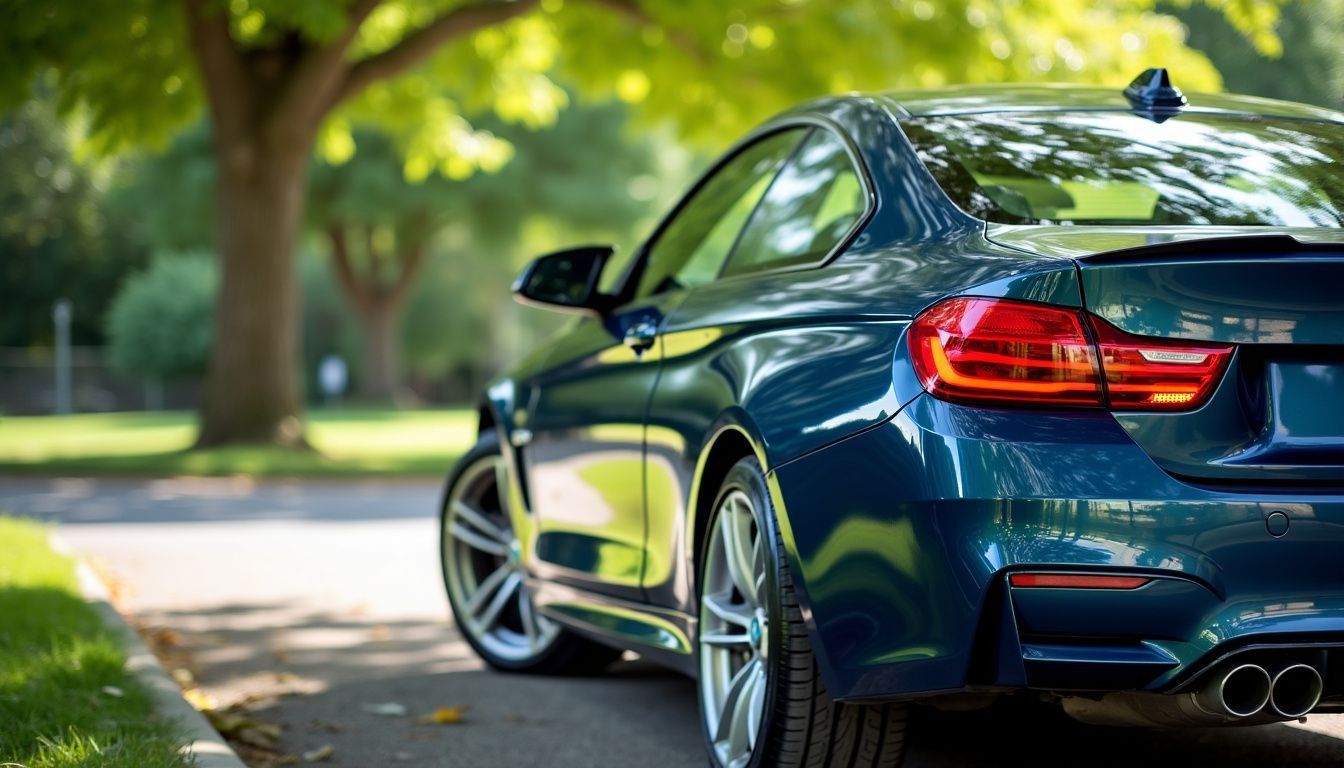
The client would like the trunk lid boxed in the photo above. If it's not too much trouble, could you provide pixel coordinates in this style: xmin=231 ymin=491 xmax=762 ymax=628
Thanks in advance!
xmin=988 ymin=225 xmax=1344 ymax=488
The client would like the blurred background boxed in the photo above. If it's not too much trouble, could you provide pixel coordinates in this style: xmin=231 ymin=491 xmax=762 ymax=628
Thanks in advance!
xmin=1 ymin=0 xmax=1342 ymax=474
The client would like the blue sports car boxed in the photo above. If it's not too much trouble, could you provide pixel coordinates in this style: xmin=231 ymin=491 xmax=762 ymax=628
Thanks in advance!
xmin=440 ymin=69 xmax=1344 ymax=767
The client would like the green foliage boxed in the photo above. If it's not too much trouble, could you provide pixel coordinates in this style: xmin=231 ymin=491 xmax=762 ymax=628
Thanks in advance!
xmin=0 ymin=516 xmax=189 ymax=767
xmin=1174 ymin=0 xmax=1344 ymax=109
xmin=0 ymin=0 xmax=1286 ymax=177
xmin=0 ymin=95 xmax=150 ymax=346
xmin=106 ymin=254 xmax=217 ymax=379
xmin=106 ymin=122 xmax=216 ymax=252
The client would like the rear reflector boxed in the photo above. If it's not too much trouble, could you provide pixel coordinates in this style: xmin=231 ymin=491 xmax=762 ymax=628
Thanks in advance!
xmin=1009 ymin=573 xmax=1151 ymax=589
xmin=908 ymin=297 xmax=1234 ymax=412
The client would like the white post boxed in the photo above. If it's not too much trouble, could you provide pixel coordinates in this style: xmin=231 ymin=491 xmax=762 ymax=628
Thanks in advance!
xmin=53 ymin=299 xmax=72 ymax=415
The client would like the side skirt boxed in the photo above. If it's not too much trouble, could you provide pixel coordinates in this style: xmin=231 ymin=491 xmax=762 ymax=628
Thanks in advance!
xmin=529 ymin=576 xmax=698 ymax=676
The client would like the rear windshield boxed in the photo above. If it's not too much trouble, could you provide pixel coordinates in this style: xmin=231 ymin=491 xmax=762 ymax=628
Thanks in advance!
xmin=903 ymin=112 xmax=1344 ymax=227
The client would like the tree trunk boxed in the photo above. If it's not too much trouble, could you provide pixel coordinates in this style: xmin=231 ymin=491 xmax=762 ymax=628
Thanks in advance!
xmin=196 ymin=139 xmax=310 ymax=447
xmin=356 ymin=300 xmax=406 ymax=404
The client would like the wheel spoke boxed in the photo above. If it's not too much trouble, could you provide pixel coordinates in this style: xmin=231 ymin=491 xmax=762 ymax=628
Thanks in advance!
xmin=449 ymin=522 xmax=509 ymax=556
xmin=702 ymin=592 xmax=754 ymax=629
xmin=518 ymin=583 xmax=539 ymax=648
xmin=720 ymin=501 xmax=758 ymax=605
xmin=751 ymin=534 xmax=766 ymax=607
xmin=701 ymin=632 xmax=751 ymax=648
xmin=746 ymin=662 xmax=767 ymax=748
xmin=463 ymin=564 xmax=512 ymax=616
xmin=729 ymin=664 xmax=763 ymax=757
xmin=453 ymin=501 xmax=510 ymax=544
xmin=474 ymin=571 xmax=522 ymax=630
xmin=715 ymin=658 xmax=760 ymax=748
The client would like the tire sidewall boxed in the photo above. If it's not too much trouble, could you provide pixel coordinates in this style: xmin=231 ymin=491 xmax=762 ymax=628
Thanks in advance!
xmin=696 ymin=456 xmax=786 ymax=768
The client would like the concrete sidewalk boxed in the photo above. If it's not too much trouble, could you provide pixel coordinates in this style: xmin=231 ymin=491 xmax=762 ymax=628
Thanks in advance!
xmin=4 ymin=476 xmax=1342 ymax=767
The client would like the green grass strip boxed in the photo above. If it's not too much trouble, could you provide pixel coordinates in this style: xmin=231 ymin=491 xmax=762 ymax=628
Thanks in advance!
xmin=0 ymin=517 xmax=191 ymax=767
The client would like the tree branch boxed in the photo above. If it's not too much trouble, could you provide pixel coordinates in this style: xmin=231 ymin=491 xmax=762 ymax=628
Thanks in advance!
xmin=585 ymin=0 xmax=707 ymax=63
xmin=184 ymin=0 xmax=254 ymax=143
xmin=328 ymin=223 xmax=374 ymax=314
xmin=329 ymin=0 xmax=541 ymax=109
xmin=387 ymin=210 xmax=431 ymax=307
xmin=266 ymin=0 xmax=384 ymax=138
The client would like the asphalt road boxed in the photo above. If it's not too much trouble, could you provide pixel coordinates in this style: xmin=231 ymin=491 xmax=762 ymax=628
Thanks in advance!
xmin=4 ymin=476 xmax=1342 ymax=767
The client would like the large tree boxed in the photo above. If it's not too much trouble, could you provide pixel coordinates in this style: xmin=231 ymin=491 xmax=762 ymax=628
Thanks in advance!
xmin=1 ymin=0 xmax=1282 ymax=446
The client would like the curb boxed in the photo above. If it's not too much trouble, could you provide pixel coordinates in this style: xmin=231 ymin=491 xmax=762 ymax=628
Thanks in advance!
xmin=52 ymin=534 xmax=248 ymax=768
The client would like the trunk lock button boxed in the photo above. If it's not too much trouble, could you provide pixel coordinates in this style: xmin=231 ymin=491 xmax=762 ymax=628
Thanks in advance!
xmin=1266 ymin=511 xmax=1291 ymax=538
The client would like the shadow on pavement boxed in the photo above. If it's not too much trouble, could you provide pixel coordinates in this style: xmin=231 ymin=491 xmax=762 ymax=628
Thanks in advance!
xmin=136 ymin=601 xmax=1344 ymax=768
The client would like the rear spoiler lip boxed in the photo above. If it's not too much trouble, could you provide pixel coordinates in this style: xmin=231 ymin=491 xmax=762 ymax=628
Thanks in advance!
xmin=1074 ymin=234 xmax=1344 ymax=265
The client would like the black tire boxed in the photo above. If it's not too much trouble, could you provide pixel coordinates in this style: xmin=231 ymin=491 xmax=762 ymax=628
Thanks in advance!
xmin=698 ymin=456 xmax=908 ymax=768
xmin=440 ymin=432 xmax=621 ymax=675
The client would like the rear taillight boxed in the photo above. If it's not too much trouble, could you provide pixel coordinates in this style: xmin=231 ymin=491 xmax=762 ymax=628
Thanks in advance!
xmin=908 ymin=297 xmax=1103 ymax=407
xmin=909 ymin=297 xmax=1232 ymax=412
xmin=1086 ymin=316 xmax=1233 ymax=411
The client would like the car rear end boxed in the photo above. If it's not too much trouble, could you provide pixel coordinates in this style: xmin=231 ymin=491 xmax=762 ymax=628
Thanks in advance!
xmin=772 ymin=90 xmax=1344 ymax=725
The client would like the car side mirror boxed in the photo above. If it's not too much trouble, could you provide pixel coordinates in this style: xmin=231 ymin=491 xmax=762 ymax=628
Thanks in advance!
xmin=512 ymin=245 xmax=615 ymax=315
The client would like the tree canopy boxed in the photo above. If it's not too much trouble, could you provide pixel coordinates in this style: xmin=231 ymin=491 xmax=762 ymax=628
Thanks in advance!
xmin=3 ymin=0 xmax=1285 ymax=178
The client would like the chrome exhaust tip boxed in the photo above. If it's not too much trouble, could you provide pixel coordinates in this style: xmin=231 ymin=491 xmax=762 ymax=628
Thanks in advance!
xmin=1195 ymin=663 xmax=1271 ymax=718
xmin=1270 ymin=664 xmax=1323 ymax=719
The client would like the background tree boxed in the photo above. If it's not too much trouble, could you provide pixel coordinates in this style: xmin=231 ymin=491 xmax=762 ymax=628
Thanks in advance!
xmin=1173 ymin=0 xmax=1343 ymax=109
xmin=309 ymin=99 xmax=660 ymax=402
xmin=1 ymin=0 xmax=1283 ymax=446
xmin=0 ymin=95 xmax=149 ymax=347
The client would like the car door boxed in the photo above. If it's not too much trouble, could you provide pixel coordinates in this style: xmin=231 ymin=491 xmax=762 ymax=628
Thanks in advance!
xmin=523 ymin=128 xmax=809 ymax=601
xmin=641 ymin=126 xmax=877 ymax=609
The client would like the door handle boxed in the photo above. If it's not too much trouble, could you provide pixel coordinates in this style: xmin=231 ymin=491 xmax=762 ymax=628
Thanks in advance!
xmin=622 ymin=320 xmax=658 ymax=353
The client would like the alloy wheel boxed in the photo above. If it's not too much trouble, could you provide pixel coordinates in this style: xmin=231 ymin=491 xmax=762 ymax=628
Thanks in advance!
xmin=699 ymin=489 xmax=770 ymax=768
xmin=443 ymin=454 xmax=559 ymax=661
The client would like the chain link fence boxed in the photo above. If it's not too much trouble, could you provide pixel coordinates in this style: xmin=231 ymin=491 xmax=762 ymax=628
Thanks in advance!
xmin=0 ymin=347 xmax=199 ymax=415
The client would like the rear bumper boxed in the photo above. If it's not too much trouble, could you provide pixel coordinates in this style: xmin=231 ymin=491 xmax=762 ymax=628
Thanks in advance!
xmin=767 ymin=393 xmax=1344 ymax=710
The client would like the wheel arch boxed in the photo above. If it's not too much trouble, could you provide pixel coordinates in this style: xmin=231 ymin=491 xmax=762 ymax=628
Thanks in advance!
xmin=687 ymin=417 xmax=771 ymax=603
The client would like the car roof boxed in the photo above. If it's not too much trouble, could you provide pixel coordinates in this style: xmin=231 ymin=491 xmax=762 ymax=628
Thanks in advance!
xmin=872 ymin=83 xmax=1344 ymax=125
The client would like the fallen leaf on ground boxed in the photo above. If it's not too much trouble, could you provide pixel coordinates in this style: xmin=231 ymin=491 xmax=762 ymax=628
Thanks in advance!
xmin=308 ymin=720 xmax=344 ymax=734
xmin=155 ymin=628 xmax=184 ymax=647
xmin=100 ymin=685 xmax=124 ymax=698
xmin=276 ymin=756 xmax=301 ymax=766
xmin=302 ymin=744 xmax=335 ymax=763
xmin=416 ymin=706 xmax=468 ymax=725
xmin=205 ymin=709 xmax=284 ymax=749
xmin=183 ymin=687 xmax=217 ymax=711
xmin=275 ymin=671 xmax=300 ymax=683
xmin=172 ymin=668 xmax=196 ymax=686
xmin=362 ymin=701 xmax=407 ymax=716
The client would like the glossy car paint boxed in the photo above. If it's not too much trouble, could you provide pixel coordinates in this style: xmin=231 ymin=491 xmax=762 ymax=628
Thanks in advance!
xmin=480 ymin=85 xmax=1344 ymax=708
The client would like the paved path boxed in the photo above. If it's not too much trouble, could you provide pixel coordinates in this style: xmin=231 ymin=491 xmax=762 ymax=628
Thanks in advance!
xmin=4 ymin=477 xmax=1342 ymax=767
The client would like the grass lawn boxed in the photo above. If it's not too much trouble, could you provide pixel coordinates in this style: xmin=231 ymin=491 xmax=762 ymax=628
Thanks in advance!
xmin=0 ymin=516 xmax=189 ymax=767
xmin=0 ymin=408 xmax=477 ymax=478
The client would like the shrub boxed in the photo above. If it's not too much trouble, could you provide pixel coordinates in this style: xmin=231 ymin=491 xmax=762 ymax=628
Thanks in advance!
xmin=106 ymin=254 xmax=216 ymax=379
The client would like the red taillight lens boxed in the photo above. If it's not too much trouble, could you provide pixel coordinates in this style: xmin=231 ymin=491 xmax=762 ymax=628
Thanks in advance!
xmin=908 ymin=297 xmax=1104 ymax=407
xmin=1009 ymin=573 xmax=1151 ymax=589
xmin=908 ymin=297 xmax=1234 ymax=412
xmin=1087 ymin=316 xmax=1233 ymax=411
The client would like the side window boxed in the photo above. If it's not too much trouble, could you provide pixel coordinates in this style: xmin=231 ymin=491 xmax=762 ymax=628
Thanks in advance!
xmin=722 ymin=129 xmax=868 ymax=278
xmin=634 ymin=129 xmax=805 ymax=299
